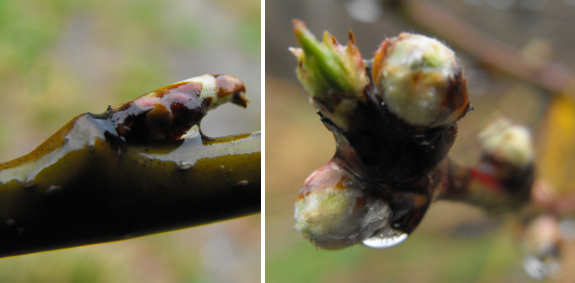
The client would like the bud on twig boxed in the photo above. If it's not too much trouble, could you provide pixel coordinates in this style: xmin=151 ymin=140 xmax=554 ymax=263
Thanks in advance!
xmin=295 ymin=161 xmax=391 ymax=250
xmin=372 ymin=33 xmax=471 ymax=127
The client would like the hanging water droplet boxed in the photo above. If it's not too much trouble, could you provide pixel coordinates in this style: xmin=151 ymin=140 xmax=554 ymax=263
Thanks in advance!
xmin=178 ymin=161 xmax=193 ymax=170
xmin=6 ymin=219 xmax=15 ymax=227
xmin=362 ymin=230 xmax=408 ymax=249
xmin=46 ymin=185 xmax=62 ymax=195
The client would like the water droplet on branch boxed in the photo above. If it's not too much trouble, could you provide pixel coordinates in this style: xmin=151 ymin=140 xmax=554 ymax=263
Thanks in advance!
xmin=362 ymin=230 xmax=408 ymax=249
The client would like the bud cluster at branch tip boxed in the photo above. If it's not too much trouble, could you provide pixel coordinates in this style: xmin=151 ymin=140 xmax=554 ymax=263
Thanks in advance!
xmin=291 ymin=22 xmax=474 ymax=251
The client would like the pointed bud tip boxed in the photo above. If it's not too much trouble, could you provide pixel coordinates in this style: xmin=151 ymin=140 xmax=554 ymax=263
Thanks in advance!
xmin=289 ymin=47 xmax=303 ymax=59
xmin=348 ymin=30 xmax=357 ymax=46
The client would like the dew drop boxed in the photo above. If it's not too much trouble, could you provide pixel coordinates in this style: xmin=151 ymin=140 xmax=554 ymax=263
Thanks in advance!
xmin=46 ymin=185 xmax=62 ymax=195
xmin=178 ymin=161 xmax=193 ymax=170
xmin=362 ymin=230 xmax=408 ymax=249
xmin=6 ymin=219 xmax=15 ymax=227
xmin=220 ymin=165 xmax=225 ymax=170
xmin=234 ymin=180 xmax=249 ymax=186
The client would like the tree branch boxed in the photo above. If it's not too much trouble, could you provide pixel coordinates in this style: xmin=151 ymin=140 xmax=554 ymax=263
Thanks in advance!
xmin=0 ymin=74 xmax=260 ymax=258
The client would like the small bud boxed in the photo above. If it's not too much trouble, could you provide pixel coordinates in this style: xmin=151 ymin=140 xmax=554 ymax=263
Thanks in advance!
xmin=478 ymin=118 xmax=534 ymax=167
xmin=294 ymin=161 xmax=391 ymax=250
xmin=463 ymin=119 xmax=534 ymax=213
xmin=110 ymin=74 xmax=248 ymax=142
xmin=372 ymin=33 xmax=470 ymax=127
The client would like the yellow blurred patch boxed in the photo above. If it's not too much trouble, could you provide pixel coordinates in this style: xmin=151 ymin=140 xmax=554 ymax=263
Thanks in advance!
xmin=539 ymin=95 xmax=575 ymax=194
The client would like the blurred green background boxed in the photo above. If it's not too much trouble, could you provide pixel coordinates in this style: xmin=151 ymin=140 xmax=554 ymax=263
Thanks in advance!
xmin=0 ymin=0 xmax=260 ymax=282
xmin=266 ymin=1 xmax=575 ymax=282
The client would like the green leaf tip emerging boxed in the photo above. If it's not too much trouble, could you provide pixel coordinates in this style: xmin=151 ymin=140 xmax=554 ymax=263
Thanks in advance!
xmin=290 ymin=19 xmax=368 ymax=114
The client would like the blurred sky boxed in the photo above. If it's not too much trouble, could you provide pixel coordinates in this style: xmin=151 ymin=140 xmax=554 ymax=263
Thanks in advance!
xmin=0 ymin=0 xmax=260 ymax=282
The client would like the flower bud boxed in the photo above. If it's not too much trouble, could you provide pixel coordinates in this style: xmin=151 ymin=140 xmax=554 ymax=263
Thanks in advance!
xmin=478 ymin=118 xmax=534 ymax=167
xmin=372 ymin=33 xmax=470 ymax=127
xmin=463 ymin=119 xmax=534 ymax=213
xmin=290 ymin=20 xmax=368 ymax=130
xmin=294 ymin=161 xmax=391 ymax=250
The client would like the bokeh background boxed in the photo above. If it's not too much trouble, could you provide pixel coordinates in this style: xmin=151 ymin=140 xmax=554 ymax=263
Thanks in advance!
xmin=0 ymin=0 xmax=260 ymax=282
xmin=266 ymin=1 xmax=575 ymax=282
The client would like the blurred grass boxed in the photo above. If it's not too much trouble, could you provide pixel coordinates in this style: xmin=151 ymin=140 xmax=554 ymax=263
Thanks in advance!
xmin=0 ymin=0 xmax=260 ymax=282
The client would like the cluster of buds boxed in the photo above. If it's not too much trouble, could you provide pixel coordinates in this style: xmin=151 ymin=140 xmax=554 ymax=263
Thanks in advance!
xmin=290 ymin=21 xmax=472 ymax=250
xmin=290 ymin=19 xmax=555 ymax=281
